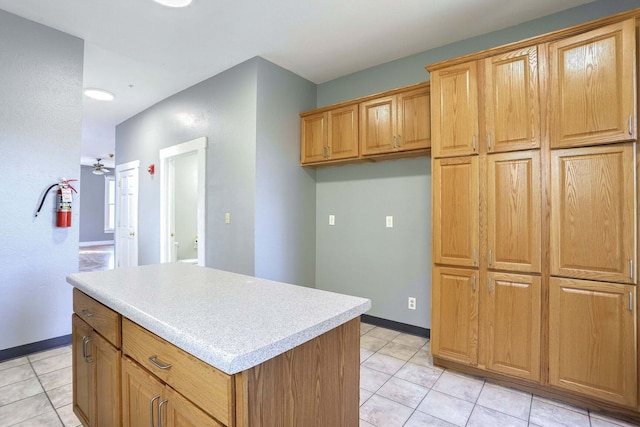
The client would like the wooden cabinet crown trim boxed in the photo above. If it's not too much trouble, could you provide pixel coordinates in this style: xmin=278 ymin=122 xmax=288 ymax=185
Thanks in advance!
xmin=426 ymin=7 xmax=640 ymax=72
xmin=299 ymin=81 xmax=429 ymax=117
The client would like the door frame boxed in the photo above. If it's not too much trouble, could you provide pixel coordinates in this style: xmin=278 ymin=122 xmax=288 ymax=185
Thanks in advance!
xmin=159 ymin=137 xmax=207 ymax=266
xmin=115 ymin=160 xmax=140 ymax=268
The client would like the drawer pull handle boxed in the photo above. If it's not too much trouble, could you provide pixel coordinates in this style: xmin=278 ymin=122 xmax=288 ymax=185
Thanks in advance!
xmin=150 ymin=395 xmax=160 ymax=427
xmin=81 ymin=309 xmax=94 ymax=317
xmin=158 ymin=399 xmax=169 ymax=427
xmin=82 ymin=337 xmax=94 ymax=363
xmin=148 ymin=355 xmax=172 ymax=370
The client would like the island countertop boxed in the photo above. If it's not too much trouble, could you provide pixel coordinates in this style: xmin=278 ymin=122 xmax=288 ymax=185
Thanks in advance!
xmin=66 ymin=263 xmax=370 ymax=375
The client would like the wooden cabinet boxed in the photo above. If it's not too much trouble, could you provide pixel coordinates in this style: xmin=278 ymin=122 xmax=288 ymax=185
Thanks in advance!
xmin=550 ymin=277 xmax=637 ymax=407
xmin=360 ymin=86 xmax=430 ymax=155
xmin=72 ymin=290 xmax=121 ymax=427
xmin=484 ymin=46 xmax=540 ymax=152
xmin=487 ymin=151 xmax=541 ymax=273
xmin=431 ymin=61 xmax=479 ymax=158
xmin=300 ymin=104 xmax=358 ymax=165
xmin=122 ymin=356 xmax=222 ymax=427
xmin=431 ymin=266 xmax=478 ymax=366
xmin=549 ymin=19 xmax=636 ymax=148
xmin=550 ymin=143 xmax=636 ymax=284
xmin=432 ymin=156 xmax=479 ymax=267
xmin=486 ymin=272 xmax=541 ymax=381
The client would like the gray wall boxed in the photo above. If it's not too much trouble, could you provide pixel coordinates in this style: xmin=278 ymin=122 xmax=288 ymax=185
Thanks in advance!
xmin=314 ymin=0 xmax=640 ymax=328
xmin=116 ymin=57 xmax=317 ymax=286
xmin=0 ymin=10 xmax=83 ymax=350
xmin=79 ymin=165 xmax=114 ymax=243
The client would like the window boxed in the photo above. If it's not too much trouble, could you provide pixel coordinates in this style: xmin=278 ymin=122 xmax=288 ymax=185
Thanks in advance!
xmin=104 ymin=176 xmax=115 ymax=233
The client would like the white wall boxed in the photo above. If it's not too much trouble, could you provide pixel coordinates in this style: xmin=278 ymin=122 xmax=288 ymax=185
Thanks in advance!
xmin=0 ymin=10 xmax=83 ymax=351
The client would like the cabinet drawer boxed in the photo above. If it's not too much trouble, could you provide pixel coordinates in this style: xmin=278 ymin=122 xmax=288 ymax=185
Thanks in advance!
xmin=122 ymin=318 xmax=233 ymax=426
xmin=73 ymin=289 xmax=121 ymax=348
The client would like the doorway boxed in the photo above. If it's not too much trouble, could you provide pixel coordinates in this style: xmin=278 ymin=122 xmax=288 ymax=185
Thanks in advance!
xmin=160 ymin=137 xmax=207 ymax=266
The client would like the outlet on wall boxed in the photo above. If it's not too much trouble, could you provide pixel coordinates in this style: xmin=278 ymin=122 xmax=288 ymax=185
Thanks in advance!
xmin=408 ymin=297 xmax=416 ymax=310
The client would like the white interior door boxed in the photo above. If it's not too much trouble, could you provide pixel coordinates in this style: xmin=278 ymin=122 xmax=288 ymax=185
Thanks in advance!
xmin=115 ymin=161 xmax=139 ymax=268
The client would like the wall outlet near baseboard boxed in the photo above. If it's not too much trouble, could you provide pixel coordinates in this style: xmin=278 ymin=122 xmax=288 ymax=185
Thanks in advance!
xmin=408 ymin=297 xmax=416 ymax=310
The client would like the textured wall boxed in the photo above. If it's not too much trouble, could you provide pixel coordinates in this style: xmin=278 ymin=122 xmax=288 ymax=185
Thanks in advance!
xmin=0 ymin=10 xmax=83 ymax=350
xmin=173 ymin=154 xmax=198 ymax=261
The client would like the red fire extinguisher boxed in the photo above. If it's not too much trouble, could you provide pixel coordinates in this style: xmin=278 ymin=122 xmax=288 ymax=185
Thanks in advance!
xmin=35 ymin=179 xmax=78 ymax=227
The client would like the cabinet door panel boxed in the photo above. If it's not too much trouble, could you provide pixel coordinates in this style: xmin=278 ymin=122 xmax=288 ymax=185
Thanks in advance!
xmin=433 ymin=156 xmax=479 ymax=267
xmin=487 ymin=151 xmax=541 ymax=273
xmin=328 ymin=105 xmax=358 ymax=160
xmin=485 ymin=46 xmax=540 ymax=152
xmin=432 ymin=62 xmax=479 ymax=157
xmin=72 ymin=315 xmax=93 ymax=427
xmin=431 ymin=267 xmax=478 ymax=365
xmin=300 ymin=112 xmax=327 ymax=164
xmin=486 ymin=273 xmax=540 ymax=381
xmin=94 ymin=333 xmax=121 ymax=427
xmin=360 ymin=96 xmax=396 ymax=155
xmin=551 ymin=144 xmax=636 ymax=283
xmin=549 ymin=277 xmax=637 ymax=406
xmin=164 ymin=386 xmax=223 ymax=427
xmin=549 ymin=19 xmax=636 ymax=148
xmin=397 ymin=87 xmax=431 ymax=151
xmin=122 ymin=356 xmax=164 ymax=427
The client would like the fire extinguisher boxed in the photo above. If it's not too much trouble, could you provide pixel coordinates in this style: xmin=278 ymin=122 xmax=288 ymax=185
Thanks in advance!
xmin=35 ymin=179 xmax=78 ymax=227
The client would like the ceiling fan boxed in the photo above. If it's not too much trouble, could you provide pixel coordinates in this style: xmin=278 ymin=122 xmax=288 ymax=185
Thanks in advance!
xmin=92 ymin=158 xmax=110 ymax=175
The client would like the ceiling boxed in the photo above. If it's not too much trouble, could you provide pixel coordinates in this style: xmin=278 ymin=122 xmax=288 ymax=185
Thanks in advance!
xmin=0 ymin=0 xmax=595 ymax=169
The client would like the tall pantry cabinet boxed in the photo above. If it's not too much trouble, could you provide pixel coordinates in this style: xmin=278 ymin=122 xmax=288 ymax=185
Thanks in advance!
xmin=429 ymin=11 xmax=639 ymax=420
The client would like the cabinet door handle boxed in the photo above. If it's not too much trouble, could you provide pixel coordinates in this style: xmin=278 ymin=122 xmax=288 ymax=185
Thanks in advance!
xmin=158 ymin=399 xmax=169 ymax=427
xmin=150 ymin=395 xmax=160 ymax=427
xmin=472 ymin=134 xmax=477 ymax=151
xmin=398 ymin=135 xmax=402 ymax=147
xmin=488 ymin=249 xmax=493 ymax=266
xmin=630 ymin=259 xmax=634 ymax=280
xmin=487 ymin=133 xmax=492 ymax=151
xmin=392 ymin=135 xmax=397 ymax=148
xmin=629 ymin=292 xmax=633 ymax=312
xmin=488 ymin=277 xmax=493 ymax=294
xmin=148 ymin=355 xmax=172 ymax=370
xmin=327 ymin=145 xmax=331 ymax=158
xmin=629 ymin=114 xmax=633 ymax=136
xmin=472 ymin=275 xmax=476 ymax=291
xmin=83 ymin=337 xmax=93 ymax=363
xmin=81 ymin=309 xmax=93 ymax=317
xmin=473 ymin=248 xmax=477 ymax=265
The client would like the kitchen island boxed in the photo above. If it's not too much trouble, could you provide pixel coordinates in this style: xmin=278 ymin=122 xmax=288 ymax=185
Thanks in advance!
xmin=67 ymin=263 xmax=370 ymax=427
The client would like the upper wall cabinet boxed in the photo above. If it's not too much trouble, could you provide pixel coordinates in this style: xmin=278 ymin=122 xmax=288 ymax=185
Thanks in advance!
xmin=300 ymin=104 xmax=359 ymax=165
xmin=360 ymin=85 xmax=431 ymax=156
xmin=300 ymin=82 xmax=430 ymax=167
xmin=431 ymin=62 xmax=479 ymax=158
xmin=549 ymin=19 xmax=637 ymax=148
xmin=484 ymin=46 xmax=540 ymax=153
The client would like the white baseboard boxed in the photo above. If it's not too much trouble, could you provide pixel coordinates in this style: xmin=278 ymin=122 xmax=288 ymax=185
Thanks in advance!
xmin=79 ymin=240 xmax=114 ymax=247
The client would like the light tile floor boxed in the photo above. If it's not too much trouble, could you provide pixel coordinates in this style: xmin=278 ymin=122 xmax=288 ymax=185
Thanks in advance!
xmin=2 ymin=324 xmax=638 ymax=426
xmin=358 ymin=323 xmax=639 ymax=427
xmin=0 ymin=345 xmax=81 ymax=426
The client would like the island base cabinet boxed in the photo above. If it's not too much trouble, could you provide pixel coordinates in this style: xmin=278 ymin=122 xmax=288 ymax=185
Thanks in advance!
xmin=122 ymin=356 xmax=223 ymax=427
xmin=549 ymin=277 xmax=637 ymax=407
xmin=72 ymin=314 xmax=121 ymax=427
xmin=236 ymin=318 xmax=361 ymax=427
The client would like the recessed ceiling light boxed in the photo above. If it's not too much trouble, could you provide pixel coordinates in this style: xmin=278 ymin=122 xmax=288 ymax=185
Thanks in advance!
xmin=153 ymin=0 xmax=192 ymax=7
xmin=84 ymin=88 xmax=115 ymax=101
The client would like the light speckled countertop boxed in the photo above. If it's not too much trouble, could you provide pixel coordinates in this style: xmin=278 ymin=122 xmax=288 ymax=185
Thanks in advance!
xmin=67 ymin=263 xmax=370 ymax=374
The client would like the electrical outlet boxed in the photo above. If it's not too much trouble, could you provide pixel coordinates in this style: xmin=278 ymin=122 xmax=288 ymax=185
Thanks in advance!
xmin=408 ymin=297 xmax=416 ymax=310
xmin=386 ymin=215 xmax=393 ymax=228
xmin=225 ymin=213 xmax=231 ymax=224
xmin=329 ymin=214 xmax=335 ymax=226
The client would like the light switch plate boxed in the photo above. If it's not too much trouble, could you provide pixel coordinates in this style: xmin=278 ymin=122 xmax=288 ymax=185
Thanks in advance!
xmin=329 ymin=214 xmax=335 ymax=226
xmin=386 ymin=215 xmax=393 ymax=228
xmin=225 ymin=213 xmax=231 ymax=224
